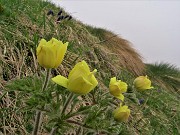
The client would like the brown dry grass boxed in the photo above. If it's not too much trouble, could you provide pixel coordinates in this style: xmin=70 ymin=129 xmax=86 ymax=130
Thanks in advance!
xmin=101 ymin=31 xmax=145 ymax=75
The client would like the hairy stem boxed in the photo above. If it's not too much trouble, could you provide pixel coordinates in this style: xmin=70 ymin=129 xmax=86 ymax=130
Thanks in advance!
xmin=32 ymin=110 xmax=43 ymax=135
xmin=32 ymin=69 xmax=51 ymax=135
xmin=61 ymin=92 xmax=74 ymax=115
xmin=42 ymin=69 xmax=51 ymax=91
xmin=49 ymin=92 xmax=74 ymax=134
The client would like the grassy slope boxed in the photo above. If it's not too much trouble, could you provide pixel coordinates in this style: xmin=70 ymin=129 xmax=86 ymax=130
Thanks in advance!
xmin=0 ymin=0 xmax=180 ymax=134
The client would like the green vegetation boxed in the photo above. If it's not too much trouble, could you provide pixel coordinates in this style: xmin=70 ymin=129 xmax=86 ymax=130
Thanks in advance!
xmin=147 ymin=63 xmax=180 ymax=93
xmin=0 ymin=0 xmax=180 ymax=134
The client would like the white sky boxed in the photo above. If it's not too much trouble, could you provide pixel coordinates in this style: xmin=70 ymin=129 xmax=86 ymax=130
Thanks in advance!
xmin=49 ymin=0 xmax=180 ymax=67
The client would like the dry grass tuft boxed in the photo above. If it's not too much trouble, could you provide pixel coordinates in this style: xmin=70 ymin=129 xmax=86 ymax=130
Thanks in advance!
xmin=101 ymin=31 xmax=145 ymax=75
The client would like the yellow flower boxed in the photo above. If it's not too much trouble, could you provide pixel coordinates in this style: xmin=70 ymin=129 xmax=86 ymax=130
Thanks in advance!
xmin=113 ymin=104 xmax=130 ymax=122
xmin=52 ymin=61 xmax=98 ymax=94
xmin=109 ymin=77 xmax=128 ymax=101
xmin=36 ymin=38 xmax=68 ymax=68
xmin=133 ymin=75 xmax=153 ymax=91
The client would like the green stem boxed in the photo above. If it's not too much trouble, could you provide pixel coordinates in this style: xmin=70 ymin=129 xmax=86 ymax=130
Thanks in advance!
xmin=32 ymin=69 xmax=51 ymax=135
xmin=42 ymin=69 xmax=51 ymax=91
xmin=49 ymin=92 xmax=74 ymax=135
xmin=61 ymin=92 xmax=74 ymax=115
xmin=32 ymin=110 xmax=43 ymax=135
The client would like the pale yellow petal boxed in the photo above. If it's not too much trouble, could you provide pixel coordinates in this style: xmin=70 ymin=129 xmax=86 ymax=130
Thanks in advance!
xmin=52 ymin=75 xmax=68 ymax=88
xmin=37 ymin=45 xmax=56 ymax=68
xmin=68 ymin=63 xmax=91 ymax=81
xmin=109 ymin=84 xmax=121 ymax=96
xmin=116 ymin=94 xmax=124 ymax=101
xmin=115 ymin=112 xmax=129 ymax=122
xmin=118 ymin=81 xmax=128 ymax=93
xmin=54 ymin=42 xmax=68 ymax=68
xmin=89 ymin=75 xmax=98 ymax=90
xmin=87 ymin=69 xmax=98 ymax=88
xmin=68 ymin=62 xmax=83 ymax=78
xmin=81 ymin=60 xmax=91 ymax=73
xmin=68 ymin=76 xmax=93 ymax=94
xmin=109 ymin=77 xmax=117 ymax=85
xmin=69 ymin=61 xmax=90 ymax=78
xmin=113 ymin=105 xmax=130 ymax=122
xmin=46 ymin=38 xmax=57 ymax=57
xmin=120 ymin=105 xmax=129 ymax=112
xmin=51 ymin=38 xmax=60 ymax=45
xmin=36 ymin=39 xmax=47 ymax=55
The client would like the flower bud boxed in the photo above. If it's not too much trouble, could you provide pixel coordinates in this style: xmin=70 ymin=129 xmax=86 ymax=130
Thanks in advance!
xmin=109 ymin=77 xmax=127 ymax=101
xmin=113 ymin=104 xmax=130 ymax=122
xmin=36 ymin=38 xmax=68 ymax=68
xmin=133 ymin=76 xmax=153 ymax=91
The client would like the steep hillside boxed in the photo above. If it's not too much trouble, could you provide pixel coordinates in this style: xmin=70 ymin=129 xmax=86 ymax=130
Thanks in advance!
xmin=0 ymin=0 xmax=144 ymax=83
xmin=0 ymin=0 xmax=179 ymax=135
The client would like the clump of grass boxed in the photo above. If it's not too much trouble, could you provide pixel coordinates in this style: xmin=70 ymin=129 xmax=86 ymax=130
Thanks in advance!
xmin=146 ymin=63 xmax=180 ymax=93
xmin=85 ymin=25 xmax=106 ymax=41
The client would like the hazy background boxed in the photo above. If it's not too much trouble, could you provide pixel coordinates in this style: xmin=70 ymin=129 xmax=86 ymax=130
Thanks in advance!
xmin=50 ymin=0 xmax=180 ymax=67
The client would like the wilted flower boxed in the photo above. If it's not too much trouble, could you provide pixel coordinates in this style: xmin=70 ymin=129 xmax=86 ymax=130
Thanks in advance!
xmin=133 ymin=75 xmax=153 ymax=91
xmin=68 ymin=16 xmax=72 ymax=20
xmin=64 ymin=15 xmax=69 ymax=19
xmin=113 ymin=104 xmax=130 ymax=122
xmin=58 ymin=10 xmax=63 ymax=16
xmin=138 ymin=98 xmax=144 ymax=105
xmin=57 ymin=16 xmax=64 ymax=22
xmin=47 ymin=10 xmax=54 ymax=16
xmin=52 ymin=61 xmax=98 ymax=94
xmin=109 ymin=77 xmax=127 ymax=101
xmin=36 ymin=38 xmax=68 ymax=68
